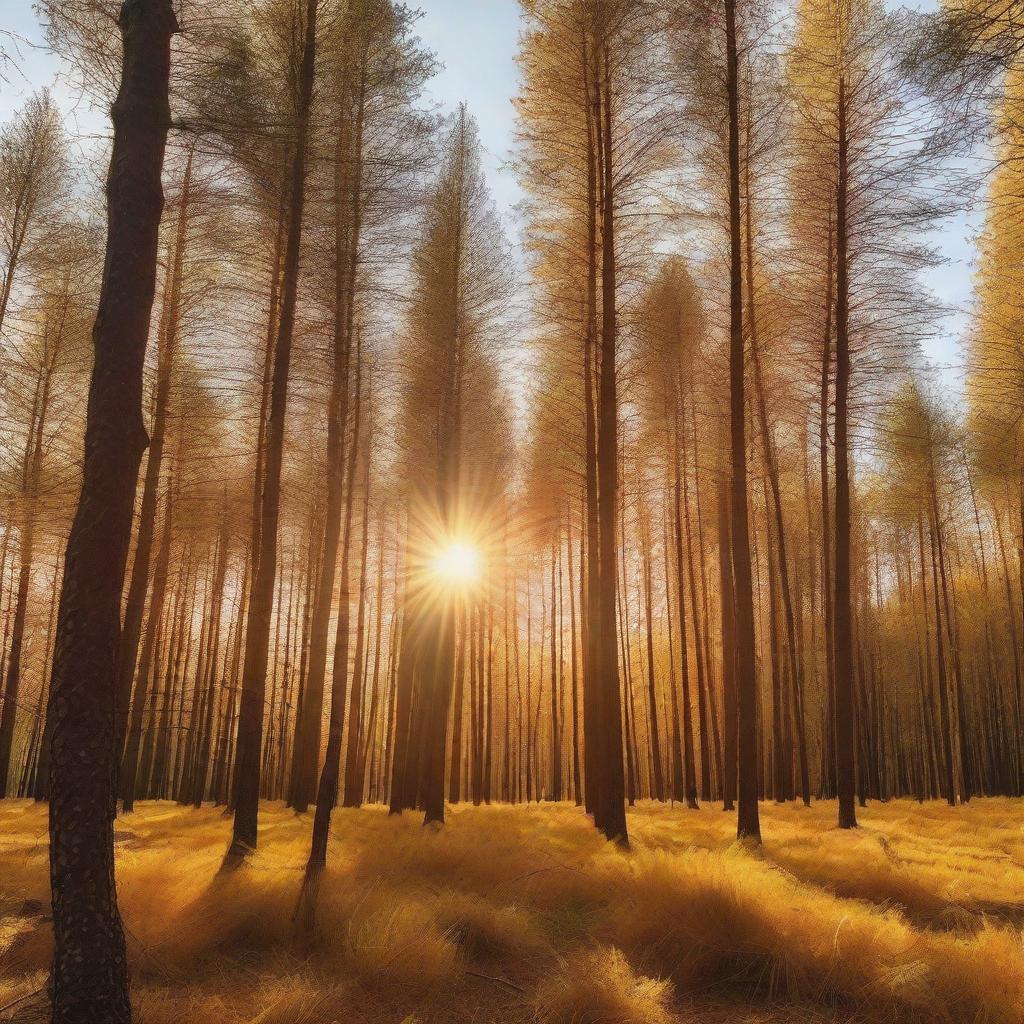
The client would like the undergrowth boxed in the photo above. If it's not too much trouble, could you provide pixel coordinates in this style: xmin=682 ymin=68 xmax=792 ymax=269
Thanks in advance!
xmin=1 ymin=798 xmax=1022 ymax=1023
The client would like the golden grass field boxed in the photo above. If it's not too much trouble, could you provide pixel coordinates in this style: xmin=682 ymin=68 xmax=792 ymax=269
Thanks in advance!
xmin=2 ymin=798 xmax=1024 ymax=1023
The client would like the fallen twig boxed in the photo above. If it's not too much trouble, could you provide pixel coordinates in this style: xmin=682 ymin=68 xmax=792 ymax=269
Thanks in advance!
xmin=465 ymin=970 xmax=526 ymax=994
xmin=0 ymin=983 xmax=46 ymax=1017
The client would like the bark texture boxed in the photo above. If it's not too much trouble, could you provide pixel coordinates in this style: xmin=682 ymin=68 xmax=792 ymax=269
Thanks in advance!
xmin=46 ymin=2 xmax=176 ymax=1020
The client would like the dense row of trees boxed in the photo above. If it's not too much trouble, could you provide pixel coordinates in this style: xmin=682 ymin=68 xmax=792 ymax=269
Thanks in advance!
xmin=0 ymin=0 xmax=1021 ymax=1018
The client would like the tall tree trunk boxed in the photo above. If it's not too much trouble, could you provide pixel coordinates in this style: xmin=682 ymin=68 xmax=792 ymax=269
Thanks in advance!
xmin=290 ymin=68 xmax=366 ymax=812
xmin=724 ymin=0 xmax=760 ymax=843
xmin=359 ymin=523 xmax=387 ymax=796
xmin=662 ymin=493 xmax=685 ymax=803
xmin=930 ymin=477 xmax=972 ymax=801
xmin=618 ymin=559 xmax=638 ymax=804
xmin=833 ymin=76 xmax=857 ymax=830
xmin=484 ymin=598 xmax=495 ymax=803
xmin=114 ymin=150 xmax=193 ymax=757
xmin=581 ymin=31 xmax=602 ymax=823
xmin=0 ymin=360 xmax=51 ymax=794
xmin=449 ymin=602 xmax=467 ymax=804
xmin=388 ymin=515 xmax=421 ymax=814
xmin=228 ymin=0 xmax=318 ymax=860
xmin=594 ymin=41 xmax=628 ymax=844
xmin=121 ymin=484 xmax=174 ymax=812
xmin=819 ymin=215 xmax=836 ymax=798
xmin=212 ymin=549 xmax=248 ymax=805
xmin=743 ymin=143 xmax=810 ymax=806
xmin=718 ymin=461 xmax=737 ymax=810
xmin=46 ymin=2 xmax=176 ymax=1018
xmin=690 ymin=396 xmax=722 ymax=796
xmin=151 ymin=556 xmax=191 ymax=799
xmin=136 ymin=604 xmax=168 ymax=802
xmin=640 ymin=513 xmax=665 ymax=800
xmin=343 ymin=436 xmax=373 ymax=806
xmin=303 ymin=353 xmax=363 ymax=884
xmin=680 ymin=415 xmax=709 ymax=803
xmin=178 ymin=555 xmax=215 ymax=802
xmin=474 ymin=600 xmax=487 ymax=803
xmin=567 ymin=508 xmax=583 ymax=803
xmin=190 ymin=505 xmax=231 ymax=805
xmin=30 ymin=558 xmax=61 ymax=800
xmin=927 ymin=502 xmax=957 ymax=803
xmin=550 ymin=538 xmax=563 ymax=800
xmin=672 ymin=418 xmax=699 ymax=808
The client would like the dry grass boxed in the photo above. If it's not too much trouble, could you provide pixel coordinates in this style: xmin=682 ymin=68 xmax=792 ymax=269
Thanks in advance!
xmin=536 ymin=947 xmax=676 ymax=1024
xmin=1 ymin=798 xmax=1023 ymax=1023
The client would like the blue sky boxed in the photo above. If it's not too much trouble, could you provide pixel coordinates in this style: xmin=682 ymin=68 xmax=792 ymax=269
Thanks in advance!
xmin=414 ymin=0 xmax=523 ymax=224
xmin=0 ymin=0 xmax=525 ymax=223
xmin=0 ymin=0 xmax=973 ymax=395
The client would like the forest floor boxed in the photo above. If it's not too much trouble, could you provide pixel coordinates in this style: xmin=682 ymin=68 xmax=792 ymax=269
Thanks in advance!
xmin=2 ymin=798 xmax=1024 ymax=1024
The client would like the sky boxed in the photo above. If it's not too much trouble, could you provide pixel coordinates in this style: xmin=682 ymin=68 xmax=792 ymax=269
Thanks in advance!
xmin=0 ymin=0 xmax=526 ymax=228
xmin=0 ymin=0 xmax=975 ymax=398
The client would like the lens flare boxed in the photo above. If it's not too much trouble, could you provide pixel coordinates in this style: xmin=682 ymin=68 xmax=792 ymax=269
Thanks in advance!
xmin=432 ymin=541 xmax=481 ymax=584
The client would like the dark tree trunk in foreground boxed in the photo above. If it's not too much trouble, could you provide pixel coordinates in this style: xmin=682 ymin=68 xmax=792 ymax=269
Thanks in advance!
xmin=228 ymin=0 xmax=318 ymax=860
xmin=46 ymin=1 xmax=177 ymax=1020
xmin=833 ymin=76 xmax=858 ymax=830
xmin=724 ymin=0 xmax=760 ymax=844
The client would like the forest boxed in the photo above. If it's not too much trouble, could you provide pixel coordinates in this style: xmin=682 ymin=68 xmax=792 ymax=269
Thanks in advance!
xmin=0 ymin=0 xmax=1023 ymax=1022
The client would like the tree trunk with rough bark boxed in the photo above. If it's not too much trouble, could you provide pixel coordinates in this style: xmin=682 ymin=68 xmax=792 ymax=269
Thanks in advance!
xmin=833 ymin=76 xmax=858 ymax=830
xmin=228 ymin=0 xmax=318 ymax=860
xmin=46 ymin=2 xmax=176 ymax=1019
xmin=724 ymin=0 xmax=760 ymax=843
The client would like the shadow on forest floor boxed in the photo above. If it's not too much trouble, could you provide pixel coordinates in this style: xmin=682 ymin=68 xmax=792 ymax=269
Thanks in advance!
xmin=2 ymin=798 xmax=1024 ymax=1023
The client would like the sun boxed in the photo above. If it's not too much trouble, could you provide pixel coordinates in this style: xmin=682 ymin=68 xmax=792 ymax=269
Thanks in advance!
xmin=432 ymin=540 xmax=482 ymax=584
